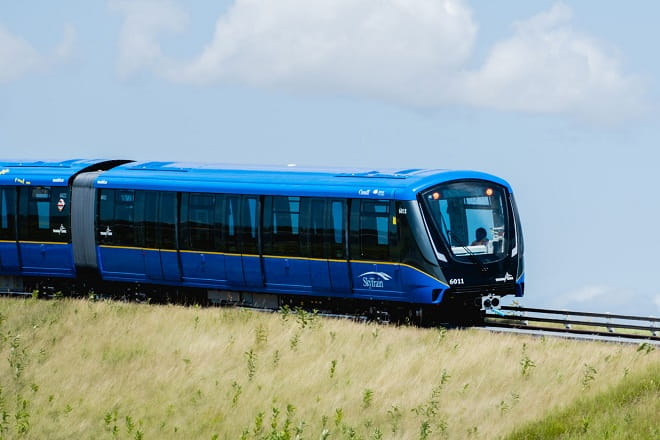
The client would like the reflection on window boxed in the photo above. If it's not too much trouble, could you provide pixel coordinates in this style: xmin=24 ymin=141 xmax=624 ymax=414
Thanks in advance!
xmin=360 ymin=200 xmax=392 ymax=261
xmin=1 ymin=189 xmax=9 ymax=230
xmin=31 ymin=187 xmax=51 ymax=230
xmin=331 ymin=201 xmax=344 ymax=246
xmin=1 ymin=187 xmax=15 ymax=240
xmin=265 ymin=196 xmax=301 ymax=256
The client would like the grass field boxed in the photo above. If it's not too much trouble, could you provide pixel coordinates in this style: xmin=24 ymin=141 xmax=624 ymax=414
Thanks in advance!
xmin=0 ymin=297 xmax=658 ymax=439
xmin=506 ymin=362 xmax=659 ymax=439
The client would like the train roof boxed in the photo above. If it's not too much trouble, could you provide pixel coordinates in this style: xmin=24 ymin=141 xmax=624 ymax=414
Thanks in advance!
xmin=95 ymin=161 xmax=514 ymax=200
xmin=0 ymin=159 xmax=129 ymax=186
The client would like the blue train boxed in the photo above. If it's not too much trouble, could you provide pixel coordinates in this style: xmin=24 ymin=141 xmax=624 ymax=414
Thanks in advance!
xmin=0 ymin=159 xmax=524 ymax=323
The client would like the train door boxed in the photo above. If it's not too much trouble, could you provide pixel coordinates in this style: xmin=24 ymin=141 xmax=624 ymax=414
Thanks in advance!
xmin=217 ymin=195 xmax=262 ymax=288
xmin=349 ymin=199 xmax=403 ymax=298
xmin=97 ymin=189 xmax=145 ymax=281
xmin=179 ymin=193 xmax=227 ymax=285
xmin=239 ymin=196 xmax=262 ymax=288
xmin=141 ymin=191 xmax=162 ymax=280
xmin=159 ymin=192 xmax=180 ymax=282
xmin=308 ymin=198 xmax=351 ymax=294
xmin=17 ymin=186 xmax=74 ymax=277
xmin=262 ymin=196 xmax=311 ymax=291
xmin=307 ymin=198 xmax=331 ymax=292
xmin=221 ymin=195 xmax=243 ymax=286
xmin=0 ymin=186 xmax=20 ymax=274
xmin=140 ymin=191 xmax=180 ymax=282
xmin=328 ymin=200 xmax=351 ymax=292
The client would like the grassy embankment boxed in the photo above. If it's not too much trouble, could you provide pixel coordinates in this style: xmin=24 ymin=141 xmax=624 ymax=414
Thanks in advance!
xmin=0 ymin=297 xmax=658 ymax=439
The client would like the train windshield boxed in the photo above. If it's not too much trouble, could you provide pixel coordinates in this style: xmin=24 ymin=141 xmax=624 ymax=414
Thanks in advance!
xmin=421 ymin=180 xmax=511 ymax=263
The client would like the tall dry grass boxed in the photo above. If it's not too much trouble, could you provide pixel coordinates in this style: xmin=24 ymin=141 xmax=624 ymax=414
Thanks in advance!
xmin=0 ymin=297 xmax=657 ymax=439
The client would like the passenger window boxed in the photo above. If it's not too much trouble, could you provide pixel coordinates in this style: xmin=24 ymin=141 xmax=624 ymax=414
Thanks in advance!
xmin=263 ymin=196 xmax=301 ymax=257
xmin=0 ymin=187 xmax=15 ymax=241
xmin=240 ymin=196 xmax=258 ymax=255
xmin=115 ymin=190 xmax=136 ymax=246
xmin=98 ymin=189 xmax=137 ymax=246
xmin=18 ymin=186 xmax=69 ymax=243
xmin=329 ymin=200 xmax=346 ymax=259
xmin=308 ymin=198 xmax=326 ymax=258
xmin=97 ymin=190 xmax=113 ymax=244
xmin=221 ymin=196 xmax=240 ymax=253
xmin=98 ymin=190 xmax=177 ymax=250
xmin=136 ymin=191 xmax=157 ymax=249
xmin=182 ymin=193 xmax=215 ymax=251
xmin=351 ymin=199 xmax=396 ymax=261
xmin=34 ymin=188 xmax=50 ymax=230
xmin=180 ymin=193 xmax=257 ymax=254
xmin=304 ymin=198 xmax=347 ymax=260
xmin=159 ymin=192 xmax=177 ymax=249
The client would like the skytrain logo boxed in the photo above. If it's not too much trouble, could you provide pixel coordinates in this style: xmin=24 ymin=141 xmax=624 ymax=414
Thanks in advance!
xmin=358 ymin=272 xmax=392 ymax=289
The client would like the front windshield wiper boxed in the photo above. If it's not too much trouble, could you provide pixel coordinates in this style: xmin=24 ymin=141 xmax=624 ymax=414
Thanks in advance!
xmin=447 ymin=230 xmax=489 ymax=273
xmin=438 ymin=214 xmax=488 ymax=273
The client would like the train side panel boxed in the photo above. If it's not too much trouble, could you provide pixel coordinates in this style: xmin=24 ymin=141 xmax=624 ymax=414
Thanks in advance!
xmin=97 ymin=246 xmax=148 ymax=282
xmin=0 ymin=242 xmax=20 ymax=275
xmin=19 ymin=243 xmax=74 ymax=277
xmin=179 ymin=250 xmax=228 ymax=286
xmin=92 ymin=183 xmax=452 ymax=304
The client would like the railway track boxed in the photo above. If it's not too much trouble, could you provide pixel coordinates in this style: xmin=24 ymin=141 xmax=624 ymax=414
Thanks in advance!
xmin=484 ymin=305 xmax=660 ymax=344
xmin=3 ymin=288 xmax=659 ymax=344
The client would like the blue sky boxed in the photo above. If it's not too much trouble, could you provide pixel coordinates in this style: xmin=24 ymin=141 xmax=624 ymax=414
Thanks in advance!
xmin=2 ymin=1 xmax=659 ymax=316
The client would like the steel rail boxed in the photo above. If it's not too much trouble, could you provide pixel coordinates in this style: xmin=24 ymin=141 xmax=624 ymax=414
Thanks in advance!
xmin=500 ymin=305 xmax=660 ymax=323
xmin=485 ymin=321 xmax=660 ymax=342
xmin=1 ymin=290 xmax=32 ymax=297
xmin=486 ymin=306 xmax=659 ymax=342
xmin=488 ymin=313 xmax=658 ymax=333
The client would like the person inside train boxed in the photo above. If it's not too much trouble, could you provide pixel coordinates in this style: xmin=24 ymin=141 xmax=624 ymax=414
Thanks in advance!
xmin=471 ymin=227 xmax=489 ymax=246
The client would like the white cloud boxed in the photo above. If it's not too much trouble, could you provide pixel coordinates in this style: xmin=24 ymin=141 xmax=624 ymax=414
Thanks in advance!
xmin=0 ymin=26 xmax=41 ymax=82
xmin=109 ymin=0 xmax=188 ymax=78
xmin=460 ymin=4 xmax=646 ymax=122
xmin=166 ymin=0 xmax=476 ymax=103
xmin=112 ymin=0 xmax=646 ymax=122
xmin=0 ymin=24 xmax=75 ymax=83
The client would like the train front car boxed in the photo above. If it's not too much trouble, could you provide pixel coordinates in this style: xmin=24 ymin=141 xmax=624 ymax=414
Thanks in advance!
xmin=415 ymin=173 xmax=524 ymax=323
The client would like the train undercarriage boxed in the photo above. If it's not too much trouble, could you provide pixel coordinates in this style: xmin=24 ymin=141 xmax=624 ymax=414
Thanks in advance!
xmin=1 ymin=275 xmax=489 ymax=327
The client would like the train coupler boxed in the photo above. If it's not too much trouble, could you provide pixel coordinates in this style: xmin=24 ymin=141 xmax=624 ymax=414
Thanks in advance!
xmin=481 ymin=294 xmax=502 ymax=311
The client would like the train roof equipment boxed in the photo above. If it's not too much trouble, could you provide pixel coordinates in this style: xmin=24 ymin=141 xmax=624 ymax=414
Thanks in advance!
xmin=0 ymin=159 xmax=131 ymax=186
xmin=93 ymin=161 xmax=514 ymax=199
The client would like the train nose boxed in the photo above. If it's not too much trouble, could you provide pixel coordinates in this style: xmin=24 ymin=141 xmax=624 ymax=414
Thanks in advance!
xmin=481 ymin=294 xmax=501 ymax=310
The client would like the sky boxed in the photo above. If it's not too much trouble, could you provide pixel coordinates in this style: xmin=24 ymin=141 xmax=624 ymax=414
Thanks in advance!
xmin=1 ymin=1 xmax=659 ymax=316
